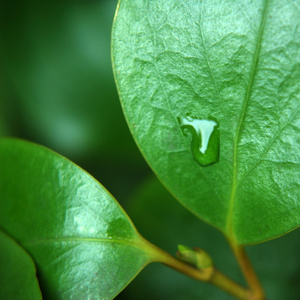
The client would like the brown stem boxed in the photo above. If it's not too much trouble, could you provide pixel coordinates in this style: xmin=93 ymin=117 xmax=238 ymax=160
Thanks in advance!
xmin=162 ymin=255 xmax=250 ymax=300
xmin=145 ymin=240 xmax=250 ymax=300
xmin=230 ymin=243 xmax=265 ymax=300
xmin=210 ymin=269 xmax=251 ymax=300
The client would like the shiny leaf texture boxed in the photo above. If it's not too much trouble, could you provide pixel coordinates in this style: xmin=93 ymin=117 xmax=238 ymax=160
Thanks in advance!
xmin=112 ymin=0 xmax=300 ymax=244
xmin=122 ymin=177 xmax=300 ymax=300
xmin=0 ymin=138 xmax=156 ymax=300
xmin=0 ymin=230 xmax=42 ymax=300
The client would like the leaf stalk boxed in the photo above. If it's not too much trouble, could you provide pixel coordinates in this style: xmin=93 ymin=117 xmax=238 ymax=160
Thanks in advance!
xmin=146 ymin=240 xmax=251 ymax=300
xmin=230 ymin=243 xmax=265 ymax=300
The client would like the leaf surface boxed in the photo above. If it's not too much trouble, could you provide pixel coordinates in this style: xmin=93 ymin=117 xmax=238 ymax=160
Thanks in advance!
xmin=112 ymin=0 xmax=300 ymax=244
xmin=0 ymin=230 xmax=42 ymax=300
xmin=0 ymin=138 xmax=156 ymax=300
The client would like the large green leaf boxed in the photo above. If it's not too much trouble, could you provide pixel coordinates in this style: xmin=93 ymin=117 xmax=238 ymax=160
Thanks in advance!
xmin=121 ymin=177 xmax=300 ymax=300
xmin=0 ymin=138 xmax=158 ymax=299
xmin=0 ymin=230 xmax=42 ymax=300
xmin=112 ymin=0 xmax=300 ymax=244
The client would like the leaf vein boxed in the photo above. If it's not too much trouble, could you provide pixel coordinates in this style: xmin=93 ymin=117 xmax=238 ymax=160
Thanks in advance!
xmin=226 ymin=0 xmax=269 ymax=238
xmin=238 ymin=105 xmax=300 ymax=185
xmin=24 ymin=237 xmax=144 ymax=248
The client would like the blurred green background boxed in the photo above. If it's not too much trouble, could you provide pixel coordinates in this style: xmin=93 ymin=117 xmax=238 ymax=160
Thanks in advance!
xmin=1 ymin=1 xmax=299 ymax=299
xmin=0 ymin=0 xmax=151 ymax=202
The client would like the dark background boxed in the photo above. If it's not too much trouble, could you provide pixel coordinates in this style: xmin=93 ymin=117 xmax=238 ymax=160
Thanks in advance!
xmin=0 ymin=0 xmax=151 ymax=202
xmin=1 ymin=1 xmax=299 ymax=299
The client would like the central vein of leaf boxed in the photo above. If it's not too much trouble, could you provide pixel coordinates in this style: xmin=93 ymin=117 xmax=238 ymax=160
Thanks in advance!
xmin=226 ymin=0 xmax=269 ymax=241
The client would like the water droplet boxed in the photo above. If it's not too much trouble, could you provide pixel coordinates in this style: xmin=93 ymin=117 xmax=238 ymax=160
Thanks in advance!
xmin=178 ymin=116 xmax=219 ymax=167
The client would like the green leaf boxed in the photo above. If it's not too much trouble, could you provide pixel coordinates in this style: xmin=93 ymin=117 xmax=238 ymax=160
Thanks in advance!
xmin=122 ymin=177 xmax=300 ymax=300
xmin=0 ymin=138 xmax=158 ymax=299
xmin=0 ymin=229 xmax=42 ymax=300
xmin=112 ymin=0 xmax=300 ymax=244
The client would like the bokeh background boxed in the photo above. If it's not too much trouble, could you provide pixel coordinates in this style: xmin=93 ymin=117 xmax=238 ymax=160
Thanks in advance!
xmin=0 ymin=0 xmax=151 ymax=202
xmin=1 ymin=1 xmax=299 ymax=299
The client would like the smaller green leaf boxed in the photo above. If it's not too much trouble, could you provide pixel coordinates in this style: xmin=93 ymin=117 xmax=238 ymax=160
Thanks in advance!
xmin=0 ymin=138 xmax=159 ymax=300
xmin=177 ymin=245 xmax=213 ymax=269
xmin=0 ymin=229 xmax=42 ymax=300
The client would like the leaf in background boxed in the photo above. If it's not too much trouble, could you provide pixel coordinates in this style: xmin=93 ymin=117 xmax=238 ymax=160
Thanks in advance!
xmin=112 ymin=0 xmax=300 ymax=244
xmin=0 ymin=0 xmax=151 ymax=204
xmin=0 ymin=230 xmax=42 ymax=300
xmin=0 ymin=0 xmax=142 ymax=164
xmin=120 ymin=177 xmax=300 ymax=300
xmin=0 ymin=138 xmax=158 ymax=300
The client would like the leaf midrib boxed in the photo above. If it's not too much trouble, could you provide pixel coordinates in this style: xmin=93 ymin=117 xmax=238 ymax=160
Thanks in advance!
xmin=226 ymin=0 xmax=269 ymax=241
xmin=24 ymin=236 xmax=145 ymax=248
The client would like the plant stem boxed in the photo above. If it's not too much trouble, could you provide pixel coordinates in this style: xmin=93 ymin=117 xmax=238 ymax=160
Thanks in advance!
xmin=146 ymin=240 xmax=250 ymax=300
xmin=230 ymin=243 xmax=265 ymax=300
xmin=210 ymin=269 xmax=250 ymax=300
